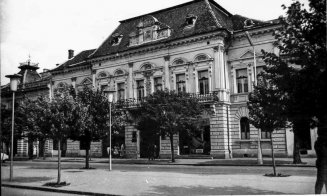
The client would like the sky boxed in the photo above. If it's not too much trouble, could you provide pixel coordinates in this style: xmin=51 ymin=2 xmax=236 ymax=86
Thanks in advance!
xmin=0 ymin=0 xmax=309 ymax=85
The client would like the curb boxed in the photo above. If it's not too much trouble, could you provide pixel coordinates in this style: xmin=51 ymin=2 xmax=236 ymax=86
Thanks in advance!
xmin=30 ymin=160 xmax=315 ymax=168
xmin=2 ymin=183 xmax=121 ymax=196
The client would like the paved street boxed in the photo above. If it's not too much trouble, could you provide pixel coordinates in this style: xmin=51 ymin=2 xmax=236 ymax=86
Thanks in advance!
xmin=1 ymin=160 xmax=323 ymax=195
xmin=2 ymin=187 xmax=75 ymax=196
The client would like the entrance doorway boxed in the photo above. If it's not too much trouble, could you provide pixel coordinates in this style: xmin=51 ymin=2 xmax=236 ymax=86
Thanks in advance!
xmin=140 ymin=130 xmax=159 ymax=158
xmin=179 ymin=124 xmax=210 ymax=155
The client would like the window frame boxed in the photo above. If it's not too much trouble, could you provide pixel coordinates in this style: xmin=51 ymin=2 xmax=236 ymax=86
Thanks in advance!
xmin=240 ymin=117 xmax=250 ymax=140
xmin=176 ymin=74 xmax=186 ymax=93
xmin=136 ymin=80 xmax=145 ymax=100
xmin=198 ymin=70 xmax=209 ymax=95
xmin=236 ymin=68 xmax=249 ymax=93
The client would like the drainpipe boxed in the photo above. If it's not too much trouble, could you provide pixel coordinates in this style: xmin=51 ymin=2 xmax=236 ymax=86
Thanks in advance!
xmin=245 ymin=31 xmax=263 ymax=165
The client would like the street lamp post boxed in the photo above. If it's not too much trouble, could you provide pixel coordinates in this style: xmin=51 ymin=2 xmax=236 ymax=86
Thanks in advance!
xmin=245 ymin=31 xmax=263 ymax=165
xmin=5 ymin=74 xmax=21 ymax=181
xmin=104 ymin=89 xmax=115 ymax=171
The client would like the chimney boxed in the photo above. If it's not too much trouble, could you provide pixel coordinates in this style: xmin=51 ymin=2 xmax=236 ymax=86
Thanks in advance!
xmin=68 ymin=49 xmax=74 ymax=59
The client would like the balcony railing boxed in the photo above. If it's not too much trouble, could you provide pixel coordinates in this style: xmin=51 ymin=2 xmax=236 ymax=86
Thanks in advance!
xmin=115 ymin=92 xmax=219 ymax=109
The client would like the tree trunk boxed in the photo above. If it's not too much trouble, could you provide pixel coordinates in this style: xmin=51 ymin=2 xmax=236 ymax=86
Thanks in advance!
xmin=270 ymin=136 xmax=277 ymax=176
xmin=169 ymin=133 xmax=175 ymax=162
xmin=293 ymin=131 xmax=302 ymax=164
xmin=40 ymin=140 xmax=46 ymax=160
xmin=85 ymin=140 xmax=91 ymax=169
xmin=57 ymin=139 xmax=61 ymax=184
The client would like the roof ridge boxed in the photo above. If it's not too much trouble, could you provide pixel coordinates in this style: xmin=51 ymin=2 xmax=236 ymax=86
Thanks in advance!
xmin=204 ymin=0 xmax=221 ymax=28
xmin=119 ymin=0 xmax=204 ymax=23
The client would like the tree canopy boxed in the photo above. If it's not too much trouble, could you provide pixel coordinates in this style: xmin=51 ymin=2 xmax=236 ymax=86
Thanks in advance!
xmin=133 ymin=90 xmax=207 ymax=162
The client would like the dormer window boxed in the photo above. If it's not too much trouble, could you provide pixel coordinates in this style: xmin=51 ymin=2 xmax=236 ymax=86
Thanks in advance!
xmin=111 ymin=33 xmax=123 ymax=45
xmin=129 ymin=15 xmax=170 ymax=47
xmin=244 ymin=19 xmax=254 ymax=28
xmin=185 ymin=14 xmax=197 ymax=27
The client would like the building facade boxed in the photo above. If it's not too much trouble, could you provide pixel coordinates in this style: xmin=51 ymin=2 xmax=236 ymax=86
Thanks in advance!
xmin=1 ymin=0 xmax=317 ymax=158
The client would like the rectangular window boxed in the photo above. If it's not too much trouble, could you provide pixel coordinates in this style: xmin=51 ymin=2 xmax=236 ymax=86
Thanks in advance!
xmin=132 ymin=131 xmax=137 ymax=143
xmin=100 ymin=85 xmax=107 ymax=92
xmin=154 ymin=77 xmax=163 ymax=92
xmin=240 ymin=117 xmax=250 ymax=140
xmin=236 ymin=69 xmax=248 ymax=93
xmin=261 ymin=130 xmax=271 ymax=139
xmin=198 ymin=70 xmax=209 ymax=95
xmin=117 ymin=83 xmax=125 ymax=100
xmin=144 ymin=29 xmax=152 ymax=42
xmin=176 ymin=74 xmax=186 ymax=93
xmin=137 ymin=80 xmax=145 ymax=100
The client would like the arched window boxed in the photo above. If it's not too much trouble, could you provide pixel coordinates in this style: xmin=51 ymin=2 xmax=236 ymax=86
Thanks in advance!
xmin=141 ymin=64 xmax=152 ymax=71
xmin=98 ymin=72 xmax=107 ymax=79
xmin=114 ymin=69 xmax=124 ymax=76
xmin=172 ymin=59 xmax=185 ymax=66
xmin=194 ymin=54 xmax=209 ymax=62
xmin=240 ymin=117 xmax=250 ymax=139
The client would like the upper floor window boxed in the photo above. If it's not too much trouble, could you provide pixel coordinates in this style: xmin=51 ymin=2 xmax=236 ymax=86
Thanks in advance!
xmin=198 ymin=70 xmax=209 ymax=95
xmin=154 ymin=77 xmax=163 ymax=92
xmin=117 ymin=83 xmax=125 ymax=100
xmin=236 ymin=69 xmax=248 ymax=93
xmin=137 ymin=80 xmax=145 ymax=100
xmin=176 ymin=74 xmax=186 ymax=93
xmin=240 ymin=117 xmax=250 ymax=140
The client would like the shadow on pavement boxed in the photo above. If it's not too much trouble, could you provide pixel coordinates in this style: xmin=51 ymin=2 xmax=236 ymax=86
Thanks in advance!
xmin=200 ymin=159 xmax=296 ymax=166
xmin=144 ymin=185 xmax=285 ymax=195
xmin=2 ymin=176 xmax=53 ymax=183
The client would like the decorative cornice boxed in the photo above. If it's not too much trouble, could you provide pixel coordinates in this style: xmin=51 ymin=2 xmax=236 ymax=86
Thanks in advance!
xmin=89 ymin=31 xmax=229 ymax=63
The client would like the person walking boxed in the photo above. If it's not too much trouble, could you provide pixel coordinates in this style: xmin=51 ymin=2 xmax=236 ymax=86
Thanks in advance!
xmin=315 ymin=129 xmax=327 ymax=194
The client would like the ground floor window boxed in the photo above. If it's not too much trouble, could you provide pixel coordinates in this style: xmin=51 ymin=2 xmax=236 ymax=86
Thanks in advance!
xmin=240 ymin=117 xmax=250 ymax=139
xmin=261 ymin=129 xmax=271 ymax=139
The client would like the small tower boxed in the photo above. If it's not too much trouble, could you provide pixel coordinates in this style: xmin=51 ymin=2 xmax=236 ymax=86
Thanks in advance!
xmin=17 ymin=55 xmax=41 ymax=85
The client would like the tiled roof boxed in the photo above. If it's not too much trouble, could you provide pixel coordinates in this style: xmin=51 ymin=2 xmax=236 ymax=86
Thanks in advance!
xmin=51 ymin=49 xmax=95 ymax=72
xmin=231 ymin=14 xmax=268 ymax=31
xmin=90 ymin=0 xmax=233 ymax=58
xmin=89 ymin=0 xmax=274 ymax=59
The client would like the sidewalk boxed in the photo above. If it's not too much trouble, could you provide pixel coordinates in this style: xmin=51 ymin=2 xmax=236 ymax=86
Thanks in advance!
xmin=30 ymin=156 xmax=316 ymax=167
xmin=1 ymin=162 xmax=319 ymax=195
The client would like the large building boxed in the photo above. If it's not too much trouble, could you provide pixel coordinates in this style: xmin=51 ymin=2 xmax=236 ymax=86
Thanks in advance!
xmin=1 ymin=0 xmax=317 ymax=159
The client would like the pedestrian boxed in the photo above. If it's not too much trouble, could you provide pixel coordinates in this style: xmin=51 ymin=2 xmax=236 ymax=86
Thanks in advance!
xmin=315 ymin=128 xmax=327 ymax=194
xmin=153 ymin=144 xmax=157 ymax=160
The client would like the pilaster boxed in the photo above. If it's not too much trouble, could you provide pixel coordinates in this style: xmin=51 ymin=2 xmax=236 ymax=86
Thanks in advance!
xmin=213 ymin=45 xmax=230 ymax=102
xmin=128 ymin=63 xmax=134 ymax=99
xmin=164 ymin=55 xmax=170 ymax=90
xmin=210 ymin=104 xmax=232 ymax=159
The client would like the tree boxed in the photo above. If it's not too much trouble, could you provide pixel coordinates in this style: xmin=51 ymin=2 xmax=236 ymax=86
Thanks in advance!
xmin=1 ymin=102 xmax=27 ymax=158
xmin=48 ymin=86 xmax=77 ymax=185
xmin=261 ymin=0 xmax=326 ymax=163
xmin=18 ymin=97 xmax=54 ymax=160
xmin=248 ymin=72 xmax=288 ymax=176
xmin=71 ymin=86 xmax=111 ymax=169
xmin=134 ymin=90 xmax=206 ymax=162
